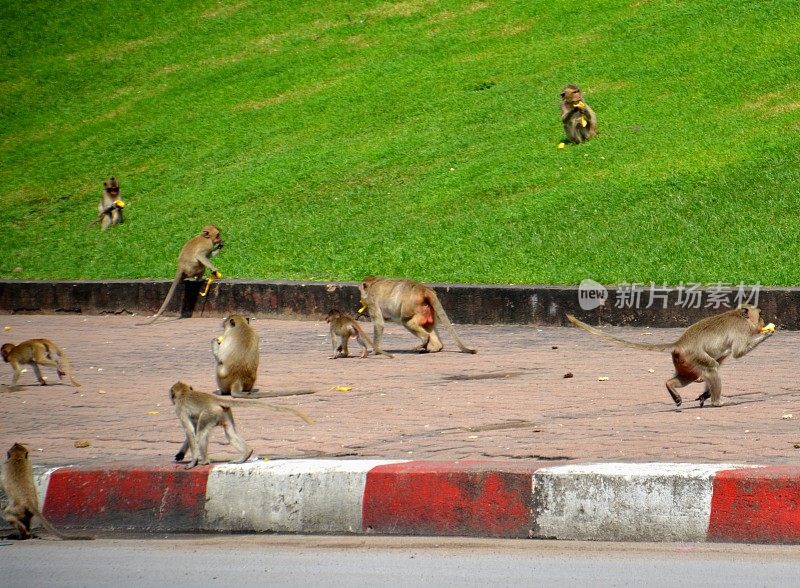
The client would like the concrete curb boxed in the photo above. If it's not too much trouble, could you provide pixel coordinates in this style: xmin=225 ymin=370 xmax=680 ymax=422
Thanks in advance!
xmin=3 ymin=279 xmax=800 ymax=328
xmin=30 ymin=460 xmax=800 ymax=544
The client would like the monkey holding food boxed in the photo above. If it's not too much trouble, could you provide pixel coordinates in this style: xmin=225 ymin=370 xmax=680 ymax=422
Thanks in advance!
xmin=213 ymin=313 xmax=260 ymax=396
xmin=358 ymin=276 xmax=476 ymax=355
xmin=1 ymin=338 xmax=81 ymax=388
xmin=140 ymin=224 xmax=224 ymax=324
xmin=560 ymin=84 xmax=597 ymax=144
xmin=94 ymin=176 xmax=125 ymax=230
xmin=567 ymin=305 xmax=774 ymax=407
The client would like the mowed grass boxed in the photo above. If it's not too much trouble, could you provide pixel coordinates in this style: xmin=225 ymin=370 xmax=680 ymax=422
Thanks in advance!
xmin=1 ymin=0 xmax=799 ymax=285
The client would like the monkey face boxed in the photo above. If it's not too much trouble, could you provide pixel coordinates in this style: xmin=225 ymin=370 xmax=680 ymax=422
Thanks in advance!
xmin=561 ymin=86 xmax=582 ymax=105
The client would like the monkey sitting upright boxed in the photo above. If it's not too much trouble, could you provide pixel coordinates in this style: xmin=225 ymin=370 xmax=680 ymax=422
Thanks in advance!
xmin=213 ymin=313 xmax=260 ymax=396
xmin=560 ymin=84 xmax=597 ymax=144
xmin=95 ymin=176 xmax=125 ymax=230
xmin=567 ymin=305 xmax=774 ymax=408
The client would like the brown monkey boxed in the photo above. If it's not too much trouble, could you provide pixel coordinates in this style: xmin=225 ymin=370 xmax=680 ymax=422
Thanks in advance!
xmin=358 ymin=276 xmax=477 ymax=355
xmin=566 ymin=305 xmax=774 ymax=407
xmin=1 ymin=339 xmax=81 ymax=388
xmin=93 ymin=176 xmax=125 ymax=230
xmin=139 ymin=224 xmax=224 ymax=325
xmin=213 ymin=313 xmax=260 ymax=396
xmin=560 ymin=84 xmax=597 ymax=144
xmin=325 ymin=308 xmax=393 ymax=359
xmin=2 ymin=442 xmax=92 ymax=540
xmin=169 ymin=381 xmax=314 ymax=469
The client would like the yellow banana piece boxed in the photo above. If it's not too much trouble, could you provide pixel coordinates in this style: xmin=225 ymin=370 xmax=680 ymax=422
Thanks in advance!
xmin=761 ymin=322 xmax=776 ymax=334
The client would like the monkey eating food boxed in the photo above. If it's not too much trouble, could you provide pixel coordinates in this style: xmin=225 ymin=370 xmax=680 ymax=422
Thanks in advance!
xmin=560 ymin=84 xmax=597 ymax=144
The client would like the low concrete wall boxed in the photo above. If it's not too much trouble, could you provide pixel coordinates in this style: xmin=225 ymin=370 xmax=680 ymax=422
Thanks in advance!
xmin=2 ymin=279 xmax=800 ymax=328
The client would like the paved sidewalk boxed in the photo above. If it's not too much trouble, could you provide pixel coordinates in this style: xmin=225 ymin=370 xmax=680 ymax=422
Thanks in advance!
xmin=1 ymin=315 xmax=798 ymax=467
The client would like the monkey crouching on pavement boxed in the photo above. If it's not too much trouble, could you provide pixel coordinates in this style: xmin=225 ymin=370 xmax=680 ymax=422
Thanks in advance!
xmin=2 ymin=442 xmax=92 ymax=540
xmin=566 ymin=305 xmax=775 ymax=407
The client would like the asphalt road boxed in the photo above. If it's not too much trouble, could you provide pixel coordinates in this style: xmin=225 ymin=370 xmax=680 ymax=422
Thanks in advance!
xmin=2 ymin=536 xmax=799 ymax=587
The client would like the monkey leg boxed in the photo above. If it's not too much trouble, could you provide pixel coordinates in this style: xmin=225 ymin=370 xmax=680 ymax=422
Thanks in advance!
xmin=221 ymin=411 xmax=252 ymax=464
xmin=665 ymin=373 xmax=697 ymax=406
xmin=401 ymin=317 xmax=437 ymax=352
xmin=4 ymin=506 xmax=33 ymax=540
xmin=355 ymin=334 xmax=370 ymax=358
xmin=31 ymin=364 xmax=48 ymax=385
xmin=339 ymin=337 xmax=350 ymax=358
xmin=194 ymin=412 xmax=217 ymax=466
xmin=696 ymin=370 xmax=723 ymax=407
xmin=370 ymin=310 xmax=388 ymax=355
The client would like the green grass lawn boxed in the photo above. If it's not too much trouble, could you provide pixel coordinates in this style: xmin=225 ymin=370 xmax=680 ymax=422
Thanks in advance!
xmin=1 ymin=0 xmax=799 ymax=285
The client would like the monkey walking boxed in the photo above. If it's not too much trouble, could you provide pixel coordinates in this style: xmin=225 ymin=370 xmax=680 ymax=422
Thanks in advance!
xmin=358 ymin=276 xmax=476 ymax=355
xmin=1 ymin=339 xmax=81 ymax=388
xmin=2 ymin=443 xmax=92 ymax=540
xmin=566 ymin=305 xmax=775 ymax=408
xmin=169 ymin=381 xmax=314 ymax=469
xmin=139 ymin=224 xmax=224 ymax=325
xmin=325 ymin=308 xmax=392 ymax=359
xmin=560 ymin=84 xmax=597 ymax=144
xmin=91 ymin=176 xmax=125 ymax=230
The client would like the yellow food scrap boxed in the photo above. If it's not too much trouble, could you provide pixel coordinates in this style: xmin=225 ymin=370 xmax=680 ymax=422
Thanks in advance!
xmin=147 ymin=410 xmax=160 ymax=415
xmin=333 ymin=386 xmax=352 ymax=392
xmin=558 ymin=142 xmax=566 ymax=149
xmin=358 ymin=303 xmax=368 ymax=313
xmin=74 ymin=439 xmax=91 ymax=448
xmin=580 ymin=115 xmax=588 ymax=128
xmin=761 ymin=322 xmax=776 ymax=334
xmin=114 ymin=200 xmax=126 ymax=208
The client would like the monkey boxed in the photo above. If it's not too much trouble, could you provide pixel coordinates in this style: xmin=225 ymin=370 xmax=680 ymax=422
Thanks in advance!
xmin=2 ymin=442 xmax=92 ymax=540
xmin=560 ymin=84 xmax=597 ymax=144
xmin=566 ymin=305 xmax=774 ymax=408
xmin=92 ymin=176 xmax=125 ymax=230
xmin=139 ymin=224 xmax=224 ymax=325
xmin=213 ymin=313 xmax=260 ymax=396
xmin=169 ymin=381 xmax=314 ymax=469
xmin=358 ymin=276 xmax=477 ymax=355
xmin=1 ymin=339 xmax=81 ymax=388
xmin=325 ymin=308 xmax=393 ymax=359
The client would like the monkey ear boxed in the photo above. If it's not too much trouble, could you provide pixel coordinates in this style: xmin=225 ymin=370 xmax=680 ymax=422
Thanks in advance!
xmin=202 ymin=230 xmax=210 ymax=238
xmin=740 ymin=307 xmax=749 ymax=317
xmin=560 ymin=92 xmax=566 ymax=97
xmin=246 ymin=317 xmax=251 ymax=324
xmin=230 ymin=318 xmax=236 ymax=327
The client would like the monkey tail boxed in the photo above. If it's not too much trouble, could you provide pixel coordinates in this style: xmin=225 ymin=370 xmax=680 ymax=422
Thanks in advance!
xmin=138 ymin=271 xmax=183 ymax=325
xmin=34 ymin=509 xmax=93 ymax=540
xmin=218 ymin=397 xmax=315 ymax=424
xmin=565 ymin=314 xmax=675 ymax=352
xmin=427 ymin=292 xmax=477 ymax=354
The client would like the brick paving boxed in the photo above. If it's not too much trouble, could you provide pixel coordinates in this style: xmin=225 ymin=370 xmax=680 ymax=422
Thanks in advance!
xmin=1 ymin=315 xmax=798 ymax=467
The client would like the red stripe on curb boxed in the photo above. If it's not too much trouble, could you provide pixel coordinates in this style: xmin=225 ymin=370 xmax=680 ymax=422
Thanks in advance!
xmin=43 ymin=465 xmax=210 ymax=531
xmin=362 ymin=461 xmax=538 ymax=538
xmin=708 ymin=467 xmax=800 ymax=543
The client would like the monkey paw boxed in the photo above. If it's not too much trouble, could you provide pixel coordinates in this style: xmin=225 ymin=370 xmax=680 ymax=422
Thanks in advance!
xmin=174 ymin=451 xmax=186 ymax=461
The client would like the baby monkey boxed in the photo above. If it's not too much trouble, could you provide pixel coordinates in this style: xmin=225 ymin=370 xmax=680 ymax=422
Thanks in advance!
xmin=1 ymin=338 xmax=81 ymax=388
xmin=2 ymin=442 xmax=92 ymax=540
xmin=325 ymin=308 xmax=392 ymax=359
xmin=94 ymin=176 xmax=125 ymax=230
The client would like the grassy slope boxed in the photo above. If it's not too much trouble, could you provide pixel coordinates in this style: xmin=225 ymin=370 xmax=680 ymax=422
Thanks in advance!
xmin=1 ymin=0 xmax=799 ymax=285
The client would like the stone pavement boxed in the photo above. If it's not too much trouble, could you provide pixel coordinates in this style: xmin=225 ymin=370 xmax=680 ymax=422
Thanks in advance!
xmin=2 ymin=314 xmax=798 ymax=467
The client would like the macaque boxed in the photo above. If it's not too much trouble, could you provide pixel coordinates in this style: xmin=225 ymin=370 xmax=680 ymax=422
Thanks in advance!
xmin=325 ymin=308 xmax=392 ymax=359
xmin=560 ymin=84 xmax=597 ymax=144
xmin=2 ymin=442 xmax=92 ymax=540
xmin=358 ymin=276 xmax=477 ymax=355
xmin=169 ymin=381 xmax=313 ymax=468
xmin=1 ymin=339 xmax=81 ymax=388
xmin=213 ymin=313 xmax=259 ymax=396
xmin=95 ymin=176 xmax=125 ymax=230
xmin=140 ymin=224 xmax=224 ymax=324
xmin=566 ymin=305 xmax=774 ymax=407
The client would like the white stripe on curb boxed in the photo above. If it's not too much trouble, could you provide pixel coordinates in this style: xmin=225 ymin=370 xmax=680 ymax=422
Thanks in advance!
xmin=533 ymin=463 xmax=744 ymax=542
xmin=204 ymin=459 xmax=407 ymax=534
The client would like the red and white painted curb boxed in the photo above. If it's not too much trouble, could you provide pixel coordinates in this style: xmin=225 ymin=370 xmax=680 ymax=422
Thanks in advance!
xmin=27 ymin=460 xmax=800 ymax=543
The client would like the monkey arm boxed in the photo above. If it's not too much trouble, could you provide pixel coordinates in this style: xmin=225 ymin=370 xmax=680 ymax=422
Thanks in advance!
xmin=733 ymin=331 xmax=773 ymax=359
xmin=195 ymin=253 xmax=220 ymax=274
